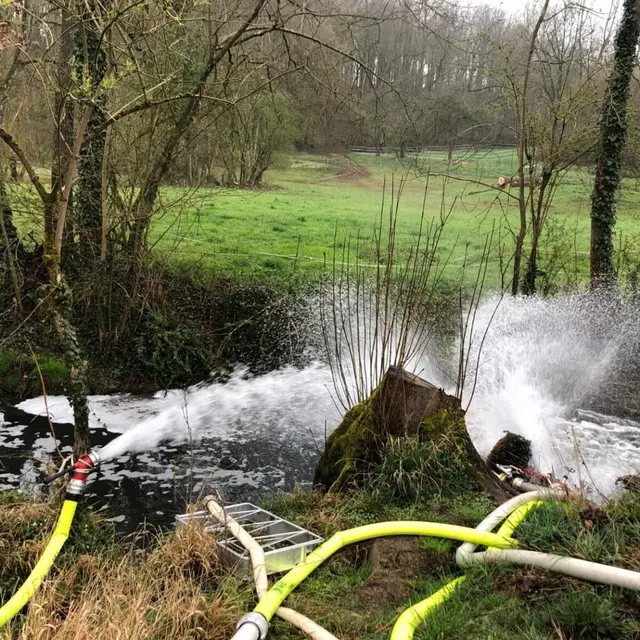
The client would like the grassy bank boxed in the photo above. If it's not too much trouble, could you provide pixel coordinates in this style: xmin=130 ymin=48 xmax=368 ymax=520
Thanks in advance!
xmin=0 ymin=351 xmax=67 ymax=400
xmin=149 ymin=149 xmax=640 ymax=287
xmin=2 ymin=484 xmax=639 ymax=640
xmin=10 ymin=150 xmax=640 ymax=288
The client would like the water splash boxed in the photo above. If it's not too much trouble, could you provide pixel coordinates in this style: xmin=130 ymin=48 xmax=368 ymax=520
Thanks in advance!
xmin=13 ymin=293 xmax=640 ymax=499
xmin=463 ymin=293 xmax=639 ymax=494
xmin=97 ymin=363 xmax=337 ymax=461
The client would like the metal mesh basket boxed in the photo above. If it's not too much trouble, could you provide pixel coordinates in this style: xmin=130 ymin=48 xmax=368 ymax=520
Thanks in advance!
xmin=175 ymin=502 xmax=323 ymax=575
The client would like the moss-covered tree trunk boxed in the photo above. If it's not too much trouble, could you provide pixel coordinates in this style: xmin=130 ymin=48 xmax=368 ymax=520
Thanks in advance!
xmin=315 ymin=367 xmax=512 ymax=502
xmin=590 ymin=0 xmax=640 ymax=287
xmin=0 ymin=184 xmax=22 ymax=312
xmin=75 ymin=1 xmax=108 ymax=261
xmin=53 ymin=280 xmax=91 ymax=458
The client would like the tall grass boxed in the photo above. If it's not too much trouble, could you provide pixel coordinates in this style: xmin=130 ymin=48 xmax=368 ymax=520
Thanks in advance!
xmin=366 ymin=435 xmax=475 ymax=503
xmin=0 ymin=493 xmax=248 ymax=640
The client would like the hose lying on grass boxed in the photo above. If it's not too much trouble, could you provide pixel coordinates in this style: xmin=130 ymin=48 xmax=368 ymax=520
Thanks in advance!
xmin=231 ymin=484 xmax=640 ymax=640
xmin=232 ymin=521 xmax=518 ymax=640
xmin=391 ymin=492 xmax=556 ymax=640
xmin=457 ymin=491 xmax=640 ymax=588
xmin=205 ymin=497 xmax=338 ymax=640
xmin=0 ymin=451 xmax=101 ymax=629
xmin=0 ymin=500 xmax=77 ymax=628
xmin=393 ymin=487 xmax=640 ymax=640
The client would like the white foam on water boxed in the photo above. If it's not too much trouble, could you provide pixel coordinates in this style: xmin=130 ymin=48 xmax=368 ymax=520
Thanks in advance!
xmin=10 ymin=293 xmax=640 ymax=498
xmin=17 ymin=393 xmax=178 ymax=432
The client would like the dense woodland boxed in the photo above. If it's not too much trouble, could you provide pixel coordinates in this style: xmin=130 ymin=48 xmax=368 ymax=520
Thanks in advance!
xmin=1 ymin=0 xmax=640 ymax=452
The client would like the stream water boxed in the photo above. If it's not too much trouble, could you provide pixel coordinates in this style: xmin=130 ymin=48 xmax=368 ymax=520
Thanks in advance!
xmin=1 ymin=295 xmax=639 ymax=532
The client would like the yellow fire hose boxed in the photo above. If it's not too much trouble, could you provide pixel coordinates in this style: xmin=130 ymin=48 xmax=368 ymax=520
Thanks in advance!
xmin=0 ymin=450 xmax=100 ymax=629
xmin=389 ymin=500 xmax=543 ymax=640
xmin=232 ymin=522 xmax=517 ymax=639
xmin=254 ymin=522 xmax=516 ymax=622
xmin=0 ymin=500 xmax=78 ymax=628
xmin=388 ymin=576 xmax=466 ymax=640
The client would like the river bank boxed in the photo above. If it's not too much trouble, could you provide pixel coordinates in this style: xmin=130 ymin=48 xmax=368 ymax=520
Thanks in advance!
xmin=1 ymin=483 xmax=639 ymax=639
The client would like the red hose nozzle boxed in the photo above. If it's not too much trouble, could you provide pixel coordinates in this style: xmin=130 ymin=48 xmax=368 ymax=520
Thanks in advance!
xmin=66 ymin=451 xmax=101 ymax=498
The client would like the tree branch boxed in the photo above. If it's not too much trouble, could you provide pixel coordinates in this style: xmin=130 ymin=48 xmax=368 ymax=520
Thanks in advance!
xmin=0 ymin=128 xmax=49 ymax=201
xmin=55 ymin=104 xmax=94 ymax=257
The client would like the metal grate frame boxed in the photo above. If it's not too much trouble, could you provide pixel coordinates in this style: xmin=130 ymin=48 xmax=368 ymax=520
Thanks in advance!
xmin=175 ymin=502 xmax=324 ymax=575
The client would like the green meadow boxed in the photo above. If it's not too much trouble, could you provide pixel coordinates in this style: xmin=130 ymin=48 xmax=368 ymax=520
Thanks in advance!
xmin=151 ymin=148 xmax=640 ymax=286
xmin=10 ymin=149 xmax=640 ymax=287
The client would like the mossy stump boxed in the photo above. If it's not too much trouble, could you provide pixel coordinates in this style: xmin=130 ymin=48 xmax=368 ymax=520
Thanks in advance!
xmin=487 ymin=432 xmax=533 ymax=469
xmin=314 ymin=366 xmax=512 ymax=501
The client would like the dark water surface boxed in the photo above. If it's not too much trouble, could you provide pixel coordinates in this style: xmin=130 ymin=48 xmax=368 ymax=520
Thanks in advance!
xmin=0 ymin=367 xmax=337 ymax=533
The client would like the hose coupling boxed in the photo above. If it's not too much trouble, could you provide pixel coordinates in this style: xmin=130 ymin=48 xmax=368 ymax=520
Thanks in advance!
xmin=66 ymin=451 xmax=101 ymax=498
xmin=235 ymin=612 xmax=268 ymax=640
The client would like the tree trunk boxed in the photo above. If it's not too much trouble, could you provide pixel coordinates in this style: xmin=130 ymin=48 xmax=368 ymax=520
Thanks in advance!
xmin=512 ymin=226 xmax=526 ymax=296
xmin=9 ymin=155 xmax=18 ymax=182
xmin=314 ymin=366 xmax=512 ymax=502
xmin=43 ymin=196 xmax=58 ymax=279
xmin=76 ymin=1 xmax=108 ymax=261
xmin=522 ymin=233 xmax=539 ymax=296
xmin=0 ymin=185 xmax=22 ymax=312
xmin=51 ymin=5 xmax=74 ymax=257
xmin=52 ymin=280 xmax=91 ymax=457
xmin=512 ymin=0 xmax=550 ymax=296
xmin=590 ymin=0 xmax=640 ymax=287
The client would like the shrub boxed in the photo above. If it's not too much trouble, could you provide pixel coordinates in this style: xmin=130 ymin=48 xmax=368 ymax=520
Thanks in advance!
xmin=130 ymin=312 xmax=211 ymax=388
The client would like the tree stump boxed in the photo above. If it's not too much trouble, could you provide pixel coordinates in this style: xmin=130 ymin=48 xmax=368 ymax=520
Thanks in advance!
xmin=487 ymin=432 xmax=532 ymax=469
xmin=314 ymin=366 xmax=512 ymax=501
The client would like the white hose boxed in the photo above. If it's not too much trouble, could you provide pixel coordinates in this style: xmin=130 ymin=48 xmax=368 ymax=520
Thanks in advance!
xmin=456 ymin=488 xmax=566 ymax=565
xmin=456 ymin=488 xmax=640 ymax=591
xmin=205 ymin=498 xmax=338 ymax=640
xmin=206 ymin=500 xmax=269 ymax=595
xmin=461 ymin=549 xmax=640 ymax=590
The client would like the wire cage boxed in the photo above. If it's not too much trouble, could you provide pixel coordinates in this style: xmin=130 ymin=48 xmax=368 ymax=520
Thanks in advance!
xmin=175 ymin=502 xmax=323 ymax=575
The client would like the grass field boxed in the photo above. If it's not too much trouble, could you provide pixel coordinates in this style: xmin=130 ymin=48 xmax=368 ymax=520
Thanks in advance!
xmin=9 ymin=149 xmax=640 ymax=288
xmin=151 ymin=148 xmax=640 ymax=287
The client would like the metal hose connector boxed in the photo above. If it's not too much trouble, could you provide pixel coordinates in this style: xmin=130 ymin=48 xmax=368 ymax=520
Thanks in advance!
xmin=66 ymin=451 xmax=101 ymax=497
xmin=232 ymin=612 xmax=269 ymax=640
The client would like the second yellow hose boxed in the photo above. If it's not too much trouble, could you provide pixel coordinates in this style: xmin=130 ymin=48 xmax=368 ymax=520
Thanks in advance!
xmin=253 ymin=520 xmax=517 ymax=622
xmin=0 ymin=499 xmax=78 ymax=628
xmin=390 ymin=499 xmax=543 ymax=640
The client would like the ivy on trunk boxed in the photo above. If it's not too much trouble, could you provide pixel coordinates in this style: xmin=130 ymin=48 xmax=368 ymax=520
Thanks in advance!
xmin=75 ymin=2 xmax=108 ymax=259
xmin=590 ymin=0 xmax=640 ymax=287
